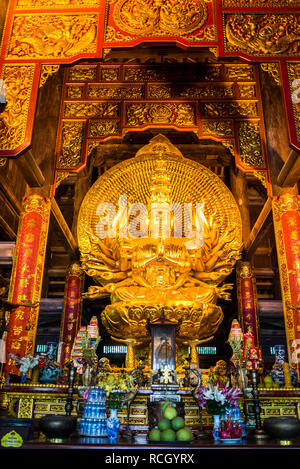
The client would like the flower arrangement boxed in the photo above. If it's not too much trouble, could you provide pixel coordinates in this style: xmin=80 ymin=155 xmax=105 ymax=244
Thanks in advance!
xmin=73 ymin=333 xmax=102 ymax=376
xmin=9 ymin=353 xmax=40 ymax=382
xmin=81 ymin=333 xmax=101 ymax=365
xmin=98 ymin=371 xmax=137 ymax=410
xmin=197 ymin=375 xmax=242 ymax=415
xmin=9 ymin=353 xmax=40 ymax=373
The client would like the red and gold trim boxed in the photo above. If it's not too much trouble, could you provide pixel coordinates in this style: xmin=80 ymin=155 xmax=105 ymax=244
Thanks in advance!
xmin=5 ymin=194 xmax=51 ymax=376
xmin=58 ymin=262 xmax=84 ymax=367
xmin=236 ymin=260 xmax=260 ymax=348
xmin=272 ymin=193 xmax=300 ymax=379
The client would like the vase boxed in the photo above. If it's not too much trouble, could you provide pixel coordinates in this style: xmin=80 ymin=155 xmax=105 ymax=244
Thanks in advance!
xmin=107 ymin=408 xmax=120 ymax=442
xmin=81 ymin=366 xmax=92 ymax=387
xmin=212 ymin=414 xmax=221 ymax=440
xmin=20 ymin=371 xmax=27 ymax=384
xmin=31 ymin=366 xmax=40 ymax=385
xmin=270 ymin=345 xmax=297 ymax=387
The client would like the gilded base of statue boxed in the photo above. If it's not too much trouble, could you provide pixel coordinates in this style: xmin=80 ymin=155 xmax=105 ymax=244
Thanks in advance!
xmin=101 ymin=302 xmax=223 ymax=343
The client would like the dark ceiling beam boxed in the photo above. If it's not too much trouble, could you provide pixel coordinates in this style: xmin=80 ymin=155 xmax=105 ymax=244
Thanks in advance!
xmin=277 ymin=149 xmax=300 ymax=187
xmin=244 ymin=197 xmax=273 ymax=260
xmin=50 ymin=198 xmax=78 ymax=256
xmin=15 ymin=150 xmax=45 ymax=187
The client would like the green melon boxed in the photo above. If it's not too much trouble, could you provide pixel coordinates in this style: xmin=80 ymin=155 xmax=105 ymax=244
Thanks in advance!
xmin=171 ymin=416 xmax=185 ymax=431
xmin=176 ymin=427 xmax=193 ymax=442
xmin=158 ymin=418 xmax=171 ymax=431
xmin=161 ymin=429 xmax=176 ymax=441
xmin=163 ymin=406 xmax=177 ymax=420
xmin=149 ymin=428 xmax=161 ymax=441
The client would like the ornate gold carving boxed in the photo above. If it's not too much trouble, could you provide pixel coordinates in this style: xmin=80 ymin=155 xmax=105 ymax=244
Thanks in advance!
xmin=148 ymin=84 xmax=172 ymax=99
xmin=68 ymin=65 xmax=98 ymax=82
xmin=260 ymin=63 xmax=281 ymax=85
xmin=66 ymin=85 xmax=84 ymax=99
xmin=7 ymin=14 xmax=98 ymax=59
xmin=222 ymin=139 xmax=236 ymax=158
xmin=236 ymin=120 xmax=265 ymax=168
xmin=202 ymin=102 xmax=258 ymax=117
xmin=18 ymin=397 xmax=34 ymax=419
xmin=105 ymin=25 xmax=135 ymax=42
xmin=63 ymin=102 xmax=119 ymax=118
xmin=223 ymin=0 xmax=298 ymax=7
xmin=125 ymin=102 xmax=196 ymax=126
xmin=57 ymin=121 xmax=85 ymax=169
xmin=0 ymin=159 xmax=7 ymax=167
xmin=101 ymin=67 xmax=120 ymax=81
xmin=55 ymin=170 xmax=72 ymax=188
xmin=253 ymin=170 xmax=268 ymax=188
xmin=16 ymin=0 xmax=100 ymax=7
xmin=123 ymin=65 xmax=222 ymax=82
xmin=237 ymin=83 xmax=256 ymax=98
xmin=88 ymin=120 xmax=120 ymax=138
xmin=201 ymin=120 xmax=234 ymax=138
xmin=225 ymin=13 xmax=300 ymax=56
xmin=0 ymin=64 xmax=35 ymax=151
xmin=178 ymin=84 xmax=235 ymax=99
xmin=112 ymin=0 xmax=208 ymax=37
xmin=224 ymin=65 xmax=255 ymax=81
xmin=39 ymin=64 xmax=60 ymax=88
xmin=87 ymin=84 xmax=143 ymax=99
xmin=287 ymin=62 xmax=300 ymax=141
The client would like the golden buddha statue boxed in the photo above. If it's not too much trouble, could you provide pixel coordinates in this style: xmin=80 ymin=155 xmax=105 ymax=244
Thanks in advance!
xmin=78 ymin=135 xmax=242 ymax=367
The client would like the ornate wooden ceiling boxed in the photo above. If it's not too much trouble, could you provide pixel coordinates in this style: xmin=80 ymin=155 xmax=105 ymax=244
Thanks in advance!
xmin=0 ymin=0 xmax=299 ymax=164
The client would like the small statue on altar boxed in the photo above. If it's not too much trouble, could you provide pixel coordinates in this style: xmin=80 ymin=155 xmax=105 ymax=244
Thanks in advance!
xmin=38 ymin=342 xmax=62 ymax=384
xmin=212 ymin=360 xmax=229 ymax=387
xmin=242 ymin=333 xmax=263 ymax=371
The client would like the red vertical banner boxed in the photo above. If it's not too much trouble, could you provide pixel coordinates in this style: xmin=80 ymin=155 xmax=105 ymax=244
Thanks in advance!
xmin=273 ymin=193 xmax=300 ymax=380
xmin=58 ymin=262 xmax=84 ymax=367
xmin=5 ymin=194 xmax=50 ymax=375
xmin=236 ymin=261 xmax=260 ymax=347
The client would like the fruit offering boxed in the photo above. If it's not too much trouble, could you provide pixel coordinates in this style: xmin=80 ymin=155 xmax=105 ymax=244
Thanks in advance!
xmin=219 ymin=416 xmax=243 ymax=440
xmin=148 ymin=401 xmax=193 ymax=443
xmin=258 ymin=375 xmax=280 ymax=388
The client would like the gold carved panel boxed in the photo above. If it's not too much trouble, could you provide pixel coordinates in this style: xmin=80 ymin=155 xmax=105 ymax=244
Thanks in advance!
xmin=125 ymin=102 xmax=197 ymax=127
xmin=6 ymin=14 xmax=98 ymax=59
xmin=224 ymin=13 xmax=300 ymax=57
xmin=0 ymin=64 xmax=36 ymax=152
xmin=111 ymin=0 xmax=208 ymax=37
xmin=287 ymin=62 xmax=300 ymax=142
xmin=15 ymin=0 xmax=100 ymax=7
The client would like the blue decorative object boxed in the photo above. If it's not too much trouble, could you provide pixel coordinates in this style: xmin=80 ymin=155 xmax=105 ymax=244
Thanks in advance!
xmin=20 ymin=372 xmax=27 ymax=384
xmin=212 ymin=414 xmax=221 ymax=440
xmin=270 ymin=345 xmax=298 ymax=387
xmin=107 ymin=408 xmax=120 ymax=442
xmin=39 ymin=342 xmax=62 ymax=384
xmin=79 ymin=387 xmax=107 ymax=437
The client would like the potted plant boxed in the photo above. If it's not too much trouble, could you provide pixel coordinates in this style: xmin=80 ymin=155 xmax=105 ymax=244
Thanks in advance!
xmin=98 ymin=371 xmax=137 ymax=442
xmin=196 ymin=374 xmax=241 ymax=440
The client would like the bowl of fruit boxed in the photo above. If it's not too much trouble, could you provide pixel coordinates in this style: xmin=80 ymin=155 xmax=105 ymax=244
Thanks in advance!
xmin=219 ymin=416 xmax=243 ymax=443
xmin=148 ymin=401 xmax=193 ymax=444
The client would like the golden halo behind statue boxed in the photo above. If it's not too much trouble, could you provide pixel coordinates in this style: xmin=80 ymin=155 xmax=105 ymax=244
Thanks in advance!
xmin=78 ymin=134 xmax=242 ymax=287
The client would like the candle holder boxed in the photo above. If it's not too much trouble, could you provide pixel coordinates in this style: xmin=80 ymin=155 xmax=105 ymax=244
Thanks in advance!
xmin=65 ymin=364 xmax=76 ymax=416
xmin=249 ymin=369 xmax=269 ymax=440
